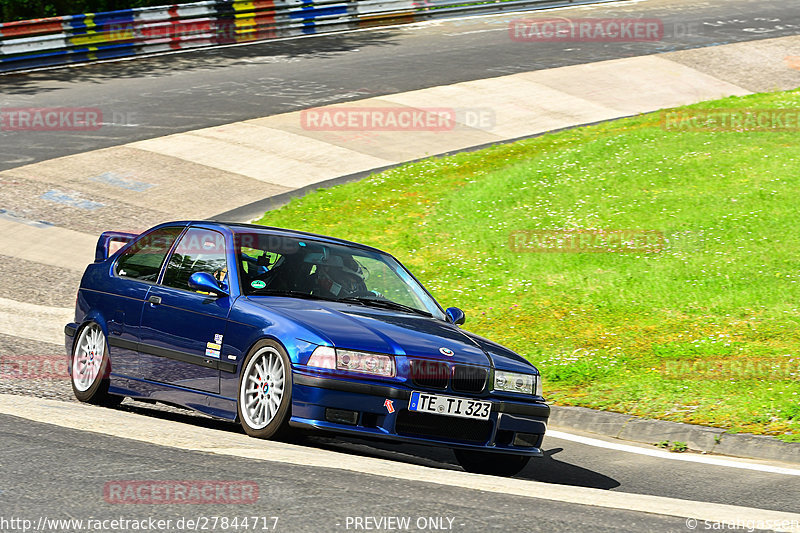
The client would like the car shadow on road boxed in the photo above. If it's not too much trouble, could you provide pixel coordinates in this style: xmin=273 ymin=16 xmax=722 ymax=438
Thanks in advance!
xmin=520 ymin=447 xmax=621 ymax=489
xmin=311 ymin=437 xmax=621 ymax=490
xmin=115 ymin=399 xmax=620 ymax=490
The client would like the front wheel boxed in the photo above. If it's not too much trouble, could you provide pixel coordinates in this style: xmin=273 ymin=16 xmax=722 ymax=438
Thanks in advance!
xmin=70 ymin=323 xmax=122 ymax=406
xmin=454 ymin=449 xmax=530 ymax=477
xmin=237 ymin=340 xmax=293 ymax=439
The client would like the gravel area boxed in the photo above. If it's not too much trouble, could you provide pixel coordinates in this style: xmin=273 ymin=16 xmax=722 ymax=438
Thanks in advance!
xmin=0 ymin=175 xmax=170 ymax=236
xmin=0 ymin=334 xmax=74 ymax=401
xmin=0 ymin=334 xmax=211 ymax=420
xmin=0 ymin=254 xmax=81 ymax=307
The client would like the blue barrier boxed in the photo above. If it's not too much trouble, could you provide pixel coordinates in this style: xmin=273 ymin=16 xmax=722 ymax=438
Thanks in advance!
xmin=0 ymin=0 xmax=624 ymax=73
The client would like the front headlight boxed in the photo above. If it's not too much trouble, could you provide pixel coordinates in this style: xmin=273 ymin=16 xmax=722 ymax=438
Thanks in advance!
xmin=307 ymin=346 xmax=396 ymax=378
xmin=494 ymin=370 xmax=538 ymax=395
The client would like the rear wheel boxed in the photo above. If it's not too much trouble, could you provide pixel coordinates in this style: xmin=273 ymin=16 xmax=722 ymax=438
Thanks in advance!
xmin=237 ymin=340 xmax=293 ymax=439
xmin=454 ymin=449 xmax=530 ymax=477
xmin=70 ymin=323 xmax=122 ymax=406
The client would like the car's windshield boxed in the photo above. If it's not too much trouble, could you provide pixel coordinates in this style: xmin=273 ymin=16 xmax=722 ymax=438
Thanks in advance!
xmin=234 ymin=230 xmax=445 ymax=319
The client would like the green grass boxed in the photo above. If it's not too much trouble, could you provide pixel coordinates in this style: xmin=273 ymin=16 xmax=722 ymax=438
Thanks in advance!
xmin=256 ymin=89 xmax=800 ymax=441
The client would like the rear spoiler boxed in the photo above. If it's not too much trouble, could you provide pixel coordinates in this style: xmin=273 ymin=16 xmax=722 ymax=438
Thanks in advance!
xmin=95 ymin=231 xmax=138 ymax=262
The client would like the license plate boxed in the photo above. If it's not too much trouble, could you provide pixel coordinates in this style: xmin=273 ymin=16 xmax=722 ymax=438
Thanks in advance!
xmin=408 ymin=391 xmax=491 ymax=420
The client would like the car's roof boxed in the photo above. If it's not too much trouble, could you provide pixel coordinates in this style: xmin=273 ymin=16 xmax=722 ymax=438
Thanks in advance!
xmin=194 ymin=221 xmax=386 ymax=255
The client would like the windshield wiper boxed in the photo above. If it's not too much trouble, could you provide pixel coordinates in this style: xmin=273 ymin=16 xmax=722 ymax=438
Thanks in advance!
xmin=251 ymin=289 xmax=336 ymax=302
xmin=251 ymin=290 xmax=432 ymax=317
xmin=339 ymin=297 xmax=432 ymax=317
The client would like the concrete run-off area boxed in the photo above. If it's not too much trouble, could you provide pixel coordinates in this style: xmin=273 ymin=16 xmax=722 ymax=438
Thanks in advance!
xmin=0 ymin=33 xmax=798 ymax=467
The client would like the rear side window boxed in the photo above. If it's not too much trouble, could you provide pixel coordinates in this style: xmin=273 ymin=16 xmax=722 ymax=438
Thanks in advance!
xmin=115 ymin=227 xmax=183 ymax=282
xmin=162 ymin=227 xmax=229 ymax=292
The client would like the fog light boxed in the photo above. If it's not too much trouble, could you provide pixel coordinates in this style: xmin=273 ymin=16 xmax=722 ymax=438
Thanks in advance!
xmin=513 ymin=432 xmax=542 ymax=448
xmin=325 ymin=408 xmax=359 ymax=425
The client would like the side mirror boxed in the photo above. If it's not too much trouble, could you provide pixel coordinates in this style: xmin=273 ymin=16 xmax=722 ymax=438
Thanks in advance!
xmin=188 ymin=272 xmax=228 ymax=297
xmin=445 ymin=307 xmax=466 ymax=325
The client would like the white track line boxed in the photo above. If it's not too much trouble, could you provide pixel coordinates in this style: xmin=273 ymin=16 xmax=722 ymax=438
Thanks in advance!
xmin=0 ymin=395 xmax=799 ymax=532
xmin=548 ymin=429 xmax=800 ymax=476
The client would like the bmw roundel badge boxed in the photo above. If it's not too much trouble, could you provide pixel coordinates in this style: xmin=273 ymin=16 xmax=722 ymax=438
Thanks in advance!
xmin=439 ymin=347 xmax=454 ymax=356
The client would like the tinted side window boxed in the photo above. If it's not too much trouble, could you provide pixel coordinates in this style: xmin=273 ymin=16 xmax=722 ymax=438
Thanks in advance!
xmin=162 ymin=228 xmax=228 ymax=292
xmin=115 ymin=227 xmax=183 ymax=282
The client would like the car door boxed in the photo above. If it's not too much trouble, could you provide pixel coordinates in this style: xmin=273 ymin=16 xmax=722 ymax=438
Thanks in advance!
xmin=108 ymin=225 xmax=184 ymax=380
xmin=138 ymin=226 xmax=233 ymax=394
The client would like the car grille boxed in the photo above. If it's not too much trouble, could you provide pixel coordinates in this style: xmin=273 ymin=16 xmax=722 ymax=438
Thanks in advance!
xmin=395 ymin=410 xmax=492 ymax=444
xmin=409 ymin=360 xmax=449 ymax=389
xmin=452 ymin=365 xmax=488 ymax=393
xmin=409 ymin=360 xmax=489 ymax=393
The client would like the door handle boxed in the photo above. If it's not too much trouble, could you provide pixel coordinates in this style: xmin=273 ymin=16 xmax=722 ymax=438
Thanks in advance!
xmin=147 ymin=295 xmax=162 ymax=305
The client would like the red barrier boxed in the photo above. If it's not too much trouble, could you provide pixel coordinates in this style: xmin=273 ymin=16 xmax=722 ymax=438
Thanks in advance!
xmin=0 ymin=17 xmax=65 ymax=38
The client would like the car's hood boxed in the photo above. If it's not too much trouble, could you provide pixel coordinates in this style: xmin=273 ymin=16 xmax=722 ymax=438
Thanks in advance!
xmin=247 ymin=296 xmax=495 ymax=365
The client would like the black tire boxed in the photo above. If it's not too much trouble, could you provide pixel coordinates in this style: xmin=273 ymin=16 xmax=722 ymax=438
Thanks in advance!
xmin=237 ymin=339 xmax=293 ymax=440
xmin=70 ymin=323 xmax=123 ymax=407
xmin=454 ymin=449 xmax=531 ymax=477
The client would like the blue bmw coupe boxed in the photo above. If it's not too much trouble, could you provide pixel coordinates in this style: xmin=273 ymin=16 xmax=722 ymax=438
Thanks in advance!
xmin=65 ymin=221 xmax=549 ymax=476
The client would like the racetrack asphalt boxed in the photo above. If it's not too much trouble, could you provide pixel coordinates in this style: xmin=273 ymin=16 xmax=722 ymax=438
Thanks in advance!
xmin=1 ymin=0 xmax=800 ymax=528
xmin=3 ymin=413 xmax=695 ymax=533
xmin=1 ymin=0 xmax=799 ymax=170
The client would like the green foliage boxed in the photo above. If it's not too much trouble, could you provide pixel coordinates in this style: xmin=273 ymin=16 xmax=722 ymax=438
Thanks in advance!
xmin=670 ymin=441 xmax=688 ymax=453
xmin=254 ymin=88 xmax=800 ymax=440
xmin=1 ymin=0 xmax=171 ymax=22
xmin=654 ymin=440 xmax=688 ymax=452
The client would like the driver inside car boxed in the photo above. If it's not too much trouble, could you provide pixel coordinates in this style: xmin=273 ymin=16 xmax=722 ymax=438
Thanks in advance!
xmin=310 ymin=254 xmax=368 ymax=299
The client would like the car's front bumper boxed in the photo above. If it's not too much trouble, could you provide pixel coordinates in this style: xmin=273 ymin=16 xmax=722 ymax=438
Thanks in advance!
xmin=290 ymin=372 xmax=549 ymax=456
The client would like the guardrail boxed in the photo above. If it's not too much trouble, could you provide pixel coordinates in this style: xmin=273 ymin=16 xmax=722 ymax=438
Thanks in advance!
xmin=0 ymin=0 xmax=619 ymax=73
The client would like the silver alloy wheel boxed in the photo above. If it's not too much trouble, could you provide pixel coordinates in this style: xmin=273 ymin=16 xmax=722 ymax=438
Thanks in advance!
xmin=72 ymin=324 xmax=105 ymax=392
xmin=240 ymin=346 xmax=285 ymax=430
